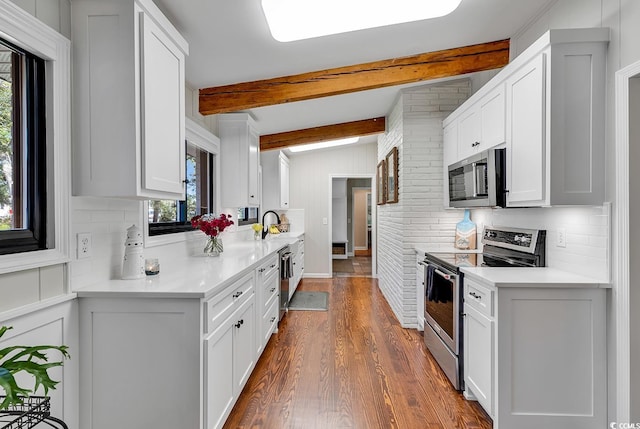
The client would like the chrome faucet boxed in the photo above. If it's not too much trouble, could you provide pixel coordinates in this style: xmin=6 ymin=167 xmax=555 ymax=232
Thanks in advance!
xmin=261 ymin=210 xmax=280 ymax=239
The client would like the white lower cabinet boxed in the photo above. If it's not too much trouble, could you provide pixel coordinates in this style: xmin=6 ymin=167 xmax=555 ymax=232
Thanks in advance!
xmin=464 ymin=304 xmax=494 ymax=416
xmin=464 ymin=278 xmax=494 ymax=416
xmin=255 ymin=254 xmax=279 ymax=356
xmin=290 ymin=236 xmax=304 ymax=299
xmin=79 ymin=268 xmax=266 ymax=429
xmin=204 ymin=315 xmax=234 ymax=429
xmin=462 ymin=273 xmax=607 ymax=429
xmin=204 ymin=293 xmax=256 ymax=429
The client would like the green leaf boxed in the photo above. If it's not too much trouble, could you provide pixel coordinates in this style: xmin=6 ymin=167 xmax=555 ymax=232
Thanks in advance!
xmin=0 ymin=367 xmax=31 ymax=410
xmin=0 ymin=326 xmax=70 ymax=411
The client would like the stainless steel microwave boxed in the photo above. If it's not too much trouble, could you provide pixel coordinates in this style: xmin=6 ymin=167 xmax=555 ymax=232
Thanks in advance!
xmin=447 ymin=148 xmax=506 ymax=208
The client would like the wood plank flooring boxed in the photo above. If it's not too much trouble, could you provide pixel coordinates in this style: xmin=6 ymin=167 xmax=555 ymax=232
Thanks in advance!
xmin=223 ymin=277 xmax=492 ymax=429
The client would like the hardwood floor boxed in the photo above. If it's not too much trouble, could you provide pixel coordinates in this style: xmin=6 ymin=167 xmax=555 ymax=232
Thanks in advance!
xmin=223 ymin=277 xmax=492 ymax=429
xmin=332 ymin=256 xmax=373 ymax=277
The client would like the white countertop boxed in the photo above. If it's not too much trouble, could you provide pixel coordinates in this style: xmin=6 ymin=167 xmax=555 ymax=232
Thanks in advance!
xmin=76 ymin=232 xmax=304 ymax=300
xmin=461 ymin=266 xmax=610 ymax=288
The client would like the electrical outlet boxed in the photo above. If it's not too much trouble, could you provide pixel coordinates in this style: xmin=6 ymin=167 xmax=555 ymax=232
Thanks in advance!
xmin=557 ymin=228 xmax=566 ymax=248
xmin=77 ymin=232 xmax=92 ymax=259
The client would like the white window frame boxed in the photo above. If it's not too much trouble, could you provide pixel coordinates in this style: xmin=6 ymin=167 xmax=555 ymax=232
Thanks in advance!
xmin=144 ymin=117 xmax=221 ymax=247
xmin=0 ymin=2 xmax=70 ymax=273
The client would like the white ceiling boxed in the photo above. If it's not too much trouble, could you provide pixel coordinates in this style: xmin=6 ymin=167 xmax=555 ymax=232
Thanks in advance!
xmin=154 ymin=0 xmax=554 ymax=136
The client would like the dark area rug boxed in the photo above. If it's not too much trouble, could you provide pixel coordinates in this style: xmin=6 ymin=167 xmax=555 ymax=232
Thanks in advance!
xmin=288 ymin=291 xmax=328 ymax=311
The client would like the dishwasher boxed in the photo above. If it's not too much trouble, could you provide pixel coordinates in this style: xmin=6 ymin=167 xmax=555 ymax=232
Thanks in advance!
xmin=279 ymin=246 xmax=293 ymax=320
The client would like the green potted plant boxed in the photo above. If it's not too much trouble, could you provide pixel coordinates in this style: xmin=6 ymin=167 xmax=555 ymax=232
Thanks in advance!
xmin=0 ymin=326 xmax=69 ymax=410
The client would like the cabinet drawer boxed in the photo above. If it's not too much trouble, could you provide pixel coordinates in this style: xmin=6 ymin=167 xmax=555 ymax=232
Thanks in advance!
xmin=263 ymin=271 xmax=279 ymax=313
xmin=258 ymin=254 xmax=279 ymax=280
xmin=205 ymin=271 xmax=255 ymax=333
xmin=262 ymin=296 xmax=279 ymax=345
xmin=464 ymin=279 xmax=493 ymax=318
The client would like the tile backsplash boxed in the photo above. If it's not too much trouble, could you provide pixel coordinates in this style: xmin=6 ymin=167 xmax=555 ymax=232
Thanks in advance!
xmin=470 ymin=203 xmax=611 ymax=282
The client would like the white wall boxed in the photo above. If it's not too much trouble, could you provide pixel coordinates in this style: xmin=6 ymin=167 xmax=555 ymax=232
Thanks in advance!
xmin=377 ymin=81 xmax=471 ymax=326
xmin=10 ymin=0 xmax=70 ymax=38
xmin=0 ymin=0 xmax=69 ymax=313
xmin=288 ymin=142 xmax=377 ymax=276
xmin=470 ymin=206 xmax=610 ymax=281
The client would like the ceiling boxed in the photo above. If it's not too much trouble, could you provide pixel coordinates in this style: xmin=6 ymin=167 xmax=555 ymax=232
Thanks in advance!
xmin=154 ymin=0 xmax=555 ymax=136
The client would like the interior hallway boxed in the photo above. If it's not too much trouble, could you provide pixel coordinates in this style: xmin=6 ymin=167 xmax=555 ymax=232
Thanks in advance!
xmin=223 ymin=277 xmax=491 ymax=429
xmin=332 ymin=254 xmax=373 ymax=277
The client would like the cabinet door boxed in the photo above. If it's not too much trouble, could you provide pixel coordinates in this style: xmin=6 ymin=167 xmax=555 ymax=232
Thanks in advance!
xmin=457 ymin=107 xmax=481 ymax=160
xmin=279 ymin=155 xmax=290 ymax=208
xmin=464 ymin=304 xmax=494 ymax=416
xmin=479 ymin=85 xmax=505 ymax=149
xmin=233 ymin=296 xmax=256 ymax=394
xmin=248 ymin=126 xmax=260 ymax=206
xmin=140 ymin=11 xmax=185 ymax=196
xmin=262 ymin=296 xmax=279 ymax=347
xmin=204 ymin=320 xmax=235 ymax=429
xmin=506 ymin=54 xmax=546 ymax=206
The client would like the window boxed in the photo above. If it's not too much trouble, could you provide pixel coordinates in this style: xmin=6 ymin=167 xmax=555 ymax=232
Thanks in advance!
xmin=237 ymin=207 xmax=259 ymax=226
xmin=148 ymin=142 xmax=215 ymax=236
xmin=0 ymin=38 xmax=47 ymax=255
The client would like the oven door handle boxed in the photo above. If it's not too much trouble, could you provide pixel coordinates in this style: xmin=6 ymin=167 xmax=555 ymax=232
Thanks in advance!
xmin=434 ymin=268 xmax=455 ymax=280
xmin=421 ymin=261 xmax=457 ymax=280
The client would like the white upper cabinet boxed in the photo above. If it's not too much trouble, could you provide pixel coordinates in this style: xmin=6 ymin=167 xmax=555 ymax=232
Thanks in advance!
xmin=261 ymin=150 xmax=290 ymax=211
xmin=443 ymin=28 xmax=608 ymax=207
xmin=505 ymin=54 xmax=546 ymax=205
xmin=219 ymin=114 xmax=260 ymax=208
xmin=72 ymin=0 xmax=188 ymax=200
xmin=505 ymin=29 xmax=608 ymax=207
xmin=447 ymin=83 xmax=505 ymax=162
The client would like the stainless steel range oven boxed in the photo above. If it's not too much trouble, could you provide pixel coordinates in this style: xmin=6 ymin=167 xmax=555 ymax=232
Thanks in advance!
xmin=422 ymin=226 xmax=546 ymax=391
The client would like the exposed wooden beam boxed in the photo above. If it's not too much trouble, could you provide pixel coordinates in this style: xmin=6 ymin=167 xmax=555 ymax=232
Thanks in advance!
xmin=199 ymin=39 xmax=509 ymax=115
xmin=260 ymin=117 xmax=386 ymax=151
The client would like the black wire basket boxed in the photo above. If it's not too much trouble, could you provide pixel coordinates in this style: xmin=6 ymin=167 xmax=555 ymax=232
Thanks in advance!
xmin=0 ymin=396 xmax=66 ymax=429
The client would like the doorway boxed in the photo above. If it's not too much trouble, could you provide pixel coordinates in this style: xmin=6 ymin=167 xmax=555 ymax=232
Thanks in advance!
xmin=329 ymin=175 xmax=376 ymax=277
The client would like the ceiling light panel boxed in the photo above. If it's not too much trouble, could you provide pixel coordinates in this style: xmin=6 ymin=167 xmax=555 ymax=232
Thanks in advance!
xmin=261 ymin=0 xmax=462 ymax=42
xmin=288 ymin=137 xmax=360 ymax=153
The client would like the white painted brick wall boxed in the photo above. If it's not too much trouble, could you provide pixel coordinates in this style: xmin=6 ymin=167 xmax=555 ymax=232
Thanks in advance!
xmin=377 ymin=80 xmax=471 ymax=327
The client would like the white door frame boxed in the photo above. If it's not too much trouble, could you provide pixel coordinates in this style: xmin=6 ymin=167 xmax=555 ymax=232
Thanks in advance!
xmin=613 ymin=59 xmax=640 ymax=422
xmin=351 ymin=186 xmax=371 ymax=252
xmin=328 ymin=175 xmax=376 ymax=277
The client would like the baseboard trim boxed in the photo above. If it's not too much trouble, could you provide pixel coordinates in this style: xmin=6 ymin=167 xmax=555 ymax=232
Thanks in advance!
xmin=302 ymin=273 xmax=333 ymax=279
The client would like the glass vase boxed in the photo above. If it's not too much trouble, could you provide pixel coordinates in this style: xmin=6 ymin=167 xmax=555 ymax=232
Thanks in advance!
xmin=204 ymin=236 xmax=223 ymax=256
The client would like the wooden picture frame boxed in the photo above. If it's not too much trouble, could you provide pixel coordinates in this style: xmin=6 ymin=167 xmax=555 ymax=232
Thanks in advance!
xmin=385 ymin=147 xmax=398 ymax=204
xmin=376 ymin=160 xmax=386 ymax=205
